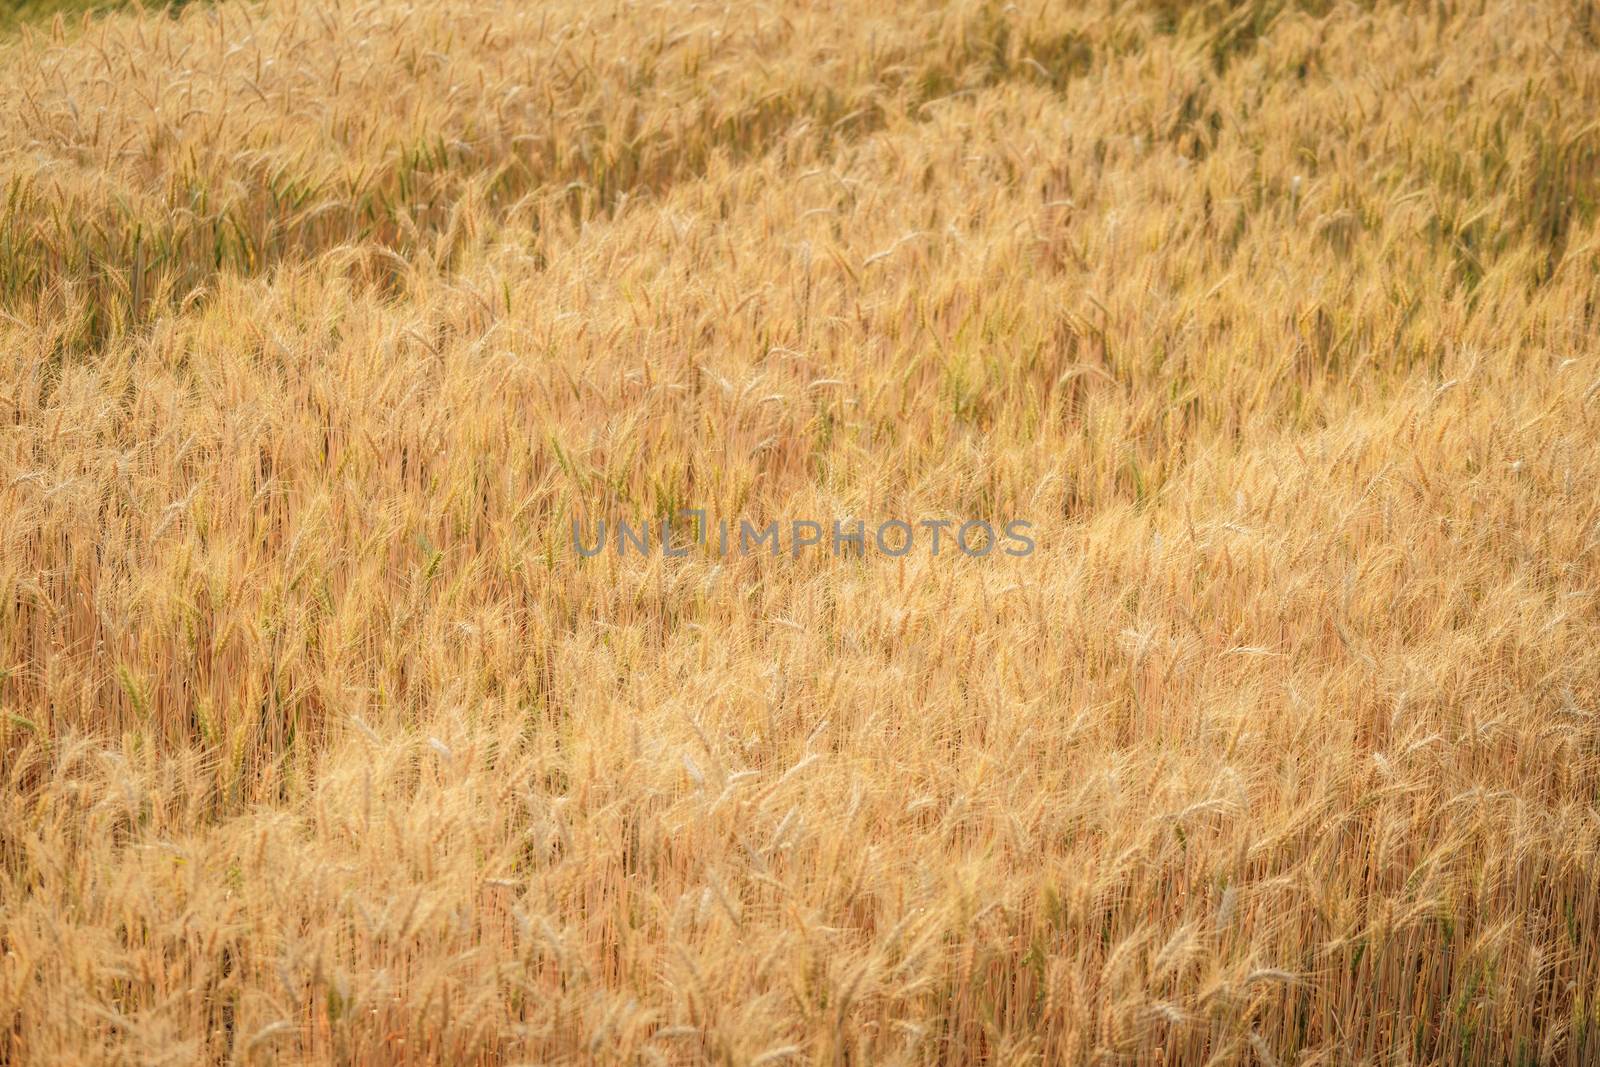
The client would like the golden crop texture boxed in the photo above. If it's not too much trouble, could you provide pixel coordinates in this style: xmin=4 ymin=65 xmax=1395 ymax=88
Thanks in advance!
xmin=2 ymin=0 xmax=1599 ymax=1063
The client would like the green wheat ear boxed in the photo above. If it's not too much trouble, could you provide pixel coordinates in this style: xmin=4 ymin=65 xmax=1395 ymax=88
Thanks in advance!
xmin=194 ymin=699 xmax=217 ymax=745
xmin=117 ymin=664 xmax=149 ymax=722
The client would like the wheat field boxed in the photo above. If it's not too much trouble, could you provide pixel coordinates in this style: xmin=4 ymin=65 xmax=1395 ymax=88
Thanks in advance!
xmin=1 ymin=0 xmax=1599 ymax=1063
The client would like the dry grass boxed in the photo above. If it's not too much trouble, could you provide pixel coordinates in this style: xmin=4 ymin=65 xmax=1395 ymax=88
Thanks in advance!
xmin=2 ymin=0 xmax=1600 ymax=1063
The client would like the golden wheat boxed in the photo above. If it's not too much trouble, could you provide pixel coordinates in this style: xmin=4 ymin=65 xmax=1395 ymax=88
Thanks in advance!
xmin=2 ymin=0 xmax=1599 ymax=1063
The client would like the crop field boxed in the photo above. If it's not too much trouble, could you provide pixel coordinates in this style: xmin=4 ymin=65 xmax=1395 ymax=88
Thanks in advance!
xmin=1 ymin=0 xmax=1599 ymax=1063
